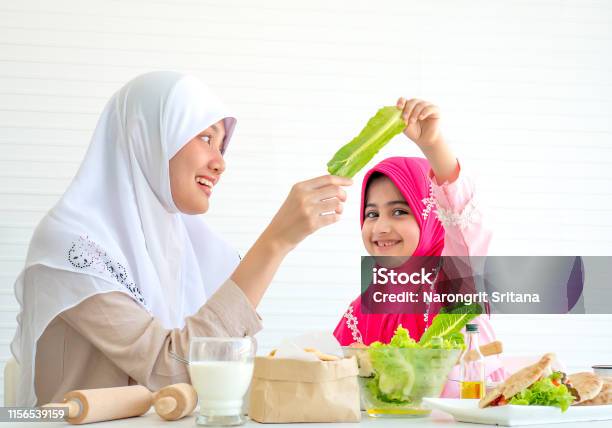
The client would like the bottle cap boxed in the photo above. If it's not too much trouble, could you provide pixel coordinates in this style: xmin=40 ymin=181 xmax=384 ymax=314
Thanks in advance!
xmin=466 ymin=323 xmax=479 ymax=332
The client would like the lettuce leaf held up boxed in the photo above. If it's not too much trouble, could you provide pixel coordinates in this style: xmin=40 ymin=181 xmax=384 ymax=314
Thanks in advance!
xmin=327 ymin=106 xmax=406 ymax=178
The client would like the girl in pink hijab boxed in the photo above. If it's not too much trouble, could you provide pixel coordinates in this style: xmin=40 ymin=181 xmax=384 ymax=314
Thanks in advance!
xmin=333 ymin=98 xmax=507 ymax=395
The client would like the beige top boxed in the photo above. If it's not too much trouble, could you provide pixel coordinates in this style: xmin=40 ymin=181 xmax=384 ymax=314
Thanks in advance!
xmin=33 ymin=270 xmax=262 ymax=406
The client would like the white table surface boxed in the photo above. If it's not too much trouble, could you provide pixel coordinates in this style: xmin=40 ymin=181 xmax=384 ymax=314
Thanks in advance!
xmin=2 ymin=408 xmax=612 ymax=428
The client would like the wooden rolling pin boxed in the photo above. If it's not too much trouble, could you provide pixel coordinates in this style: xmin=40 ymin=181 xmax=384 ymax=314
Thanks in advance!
xmin=42 ymin=385 xmax=153 ymax=424
xmin=153 ymin=383 xmax=198 ymax=421
xmin=463 ymin=340 xmax=503 ymax=362
xmin=41 ymin=383 xmax=197 ymax=424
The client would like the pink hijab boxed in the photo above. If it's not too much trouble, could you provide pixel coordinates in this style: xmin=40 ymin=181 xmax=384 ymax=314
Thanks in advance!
xmin=334 ymin=157 xmax=446 ymax=345
xmin=359 ymin=157 xmax=445 ymax=256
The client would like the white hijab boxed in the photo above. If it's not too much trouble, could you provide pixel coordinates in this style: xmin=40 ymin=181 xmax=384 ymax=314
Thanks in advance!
xmin=10 ymin=71 xmax=240 ymax=406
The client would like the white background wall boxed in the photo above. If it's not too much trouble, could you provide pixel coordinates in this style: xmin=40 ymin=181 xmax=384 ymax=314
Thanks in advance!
xmin=1 ymin=0 xmax=611 ymax=404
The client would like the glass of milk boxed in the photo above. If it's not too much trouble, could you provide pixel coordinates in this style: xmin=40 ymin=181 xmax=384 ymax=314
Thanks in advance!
xmin=189 ymin=337 xmax=255 ymax=426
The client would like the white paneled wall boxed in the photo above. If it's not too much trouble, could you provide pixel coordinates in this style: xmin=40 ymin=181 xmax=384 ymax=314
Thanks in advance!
xmin=1 ymin=0 xmax=611 ymax=403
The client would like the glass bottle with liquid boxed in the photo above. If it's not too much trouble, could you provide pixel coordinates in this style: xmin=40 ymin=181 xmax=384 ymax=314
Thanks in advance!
xmin=460 ymin=323 xmax=485 ymax=399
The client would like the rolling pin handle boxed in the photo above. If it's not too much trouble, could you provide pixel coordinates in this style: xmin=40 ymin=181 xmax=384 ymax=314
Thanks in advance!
xmin=42 ymin=400 xmax=81 ymax=419
xmin=154 ymin=396 xmax=178 ymax=417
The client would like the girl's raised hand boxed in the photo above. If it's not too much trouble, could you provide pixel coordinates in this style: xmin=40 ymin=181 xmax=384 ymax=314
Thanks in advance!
xmin=397 ymin=97 xmax=443 ymax=149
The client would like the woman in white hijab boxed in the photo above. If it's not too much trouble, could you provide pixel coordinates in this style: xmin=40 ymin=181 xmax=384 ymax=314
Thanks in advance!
xmin=10 ymin=71 xmax=352 ymax=406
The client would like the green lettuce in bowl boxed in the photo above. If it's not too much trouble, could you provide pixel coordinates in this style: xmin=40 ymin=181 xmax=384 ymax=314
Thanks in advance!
xmin=362 ymin=328 xmax=460 ymax=417
xmin=347 ymin=304 xmax=481 ymax=417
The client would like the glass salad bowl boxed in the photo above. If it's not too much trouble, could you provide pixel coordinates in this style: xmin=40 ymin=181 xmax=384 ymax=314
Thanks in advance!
xmin=344 ymin=346 xmax=460 ymax=417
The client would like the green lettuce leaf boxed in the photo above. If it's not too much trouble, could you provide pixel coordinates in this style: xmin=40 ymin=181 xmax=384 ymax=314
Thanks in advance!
xmin=366 ymin=326 xmax=417 ymax=403
xmin=442 ymin=332 xmax=466 ymax=349
xmin=389 ymin=325 xmax=418 ymax=348
xmin=508 ymin=373 xmax=575 ymax=412
xmin=327 ymin=106 xmax=406 ymax=178
xmin=367 ymin=346 xmax=416 ymax=402
xmin=418 ymin=303 xmax=481 ymax=347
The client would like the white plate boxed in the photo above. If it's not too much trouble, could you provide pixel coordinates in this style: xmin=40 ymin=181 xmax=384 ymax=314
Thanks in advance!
xmin=422 ymin=398 xmax=612 ymax=426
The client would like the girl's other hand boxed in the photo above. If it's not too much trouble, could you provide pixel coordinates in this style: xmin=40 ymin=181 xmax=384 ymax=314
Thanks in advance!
xmin=397 ymin=97 xmax=443 ymax=149
xmin=264 ymin=175 xmax=353 ymax=252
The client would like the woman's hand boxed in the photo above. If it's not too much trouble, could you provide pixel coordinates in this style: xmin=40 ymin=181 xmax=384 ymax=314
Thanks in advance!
xmin=264 ymin=175 xmax=353 ymax=252
xmin=231 ymin=175 xmax=352 ymax=307
xmin=397 ymin=97 xmax=443 ymax=149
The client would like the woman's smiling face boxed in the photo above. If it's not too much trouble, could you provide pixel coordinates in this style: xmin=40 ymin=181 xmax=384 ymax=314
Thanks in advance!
xmin=362 ymin=175 xmax=420 ymax=258
xmin=169 ymin=119 xmax=226 ymax=214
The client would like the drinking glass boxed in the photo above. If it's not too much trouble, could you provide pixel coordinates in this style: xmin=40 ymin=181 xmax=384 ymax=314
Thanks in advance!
xmin=189 ymin=337 xmax=255 ymax=426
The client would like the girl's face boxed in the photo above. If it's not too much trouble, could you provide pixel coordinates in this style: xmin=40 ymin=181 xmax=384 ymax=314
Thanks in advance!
xmin=169 ymin=120 xmax=226 ymax=214
xmin=362 ymin=176 xmax=420 ymax=258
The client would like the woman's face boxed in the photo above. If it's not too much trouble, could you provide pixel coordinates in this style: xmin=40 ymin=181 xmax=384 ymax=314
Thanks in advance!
xmin=169 ymin=120 xmax=226 ymax=214
xmin=362 ymin=176 xmax=420 ymax=258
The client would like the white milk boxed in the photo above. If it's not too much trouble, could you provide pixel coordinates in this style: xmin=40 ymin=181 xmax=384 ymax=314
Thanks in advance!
xmin=189 ymin=361 xmax=254 ymax=416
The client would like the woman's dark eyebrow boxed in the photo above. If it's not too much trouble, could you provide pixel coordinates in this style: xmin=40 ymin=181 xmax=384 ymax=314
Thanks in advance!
xmin=199 ymin=124 xmax=221 ymax=136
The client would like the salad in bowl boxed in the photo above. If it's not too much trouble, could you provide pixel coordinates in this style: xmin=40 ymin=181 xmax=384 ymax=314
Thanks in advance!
xmin=344 ymin=305 xmax=480 ymax=417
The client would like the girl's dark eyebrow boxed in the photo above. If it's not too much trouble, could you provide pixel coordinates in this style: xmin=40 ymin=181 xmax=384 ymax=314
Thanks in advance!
xmin=365 ymin=200 xmax=409 ymax=208
xmin=386 ymin=200 xmax=409 ymax=207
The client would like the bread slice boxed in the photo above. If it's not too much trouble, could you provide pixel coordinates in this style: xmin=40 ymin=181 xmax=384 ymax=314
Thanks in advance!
xmin=577 ymin=377 xmax=612 ymax=406
xmin=569 ymin=373 xmax=604 ymax=404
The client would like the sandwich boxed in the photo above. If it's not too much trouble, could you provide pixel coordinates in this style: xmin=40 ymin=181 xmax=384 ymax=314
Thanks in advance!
xmin=479 ymin=353 xmax=577 ymax=412
xmin=572 ymin=374 xmax=610 ymax=406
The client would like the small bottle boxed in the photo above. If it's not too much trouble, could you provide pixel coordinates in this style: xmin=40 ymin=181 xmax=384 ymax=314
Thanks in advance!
xmin=460 ymin=323 xmax=485 ymax=399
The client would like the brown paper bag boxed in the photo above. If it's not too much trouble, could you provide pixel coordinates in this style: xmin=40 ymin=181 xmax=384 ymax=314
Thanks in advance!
xmin=248 ymin=356 xmax=360 ymax=423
